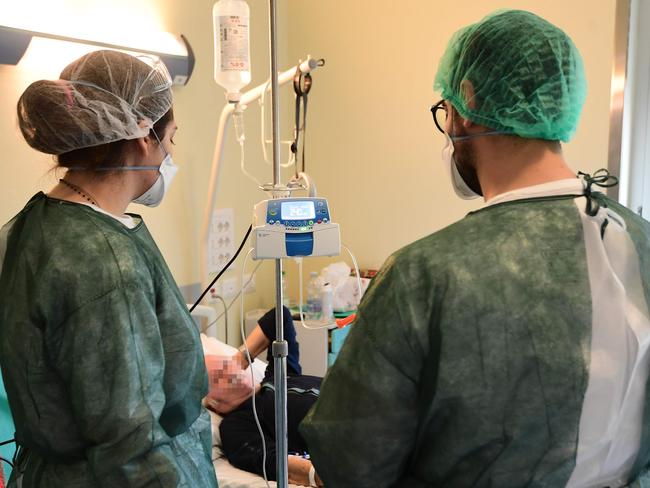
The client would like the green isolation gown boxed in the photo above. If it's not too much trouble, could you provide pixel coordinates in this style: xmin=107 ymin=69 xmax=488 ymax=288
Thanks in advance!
xmin=0 ymin=193 xmax=218 ymax=488
xmin=301 ymin=179 xmax=650 ymax=488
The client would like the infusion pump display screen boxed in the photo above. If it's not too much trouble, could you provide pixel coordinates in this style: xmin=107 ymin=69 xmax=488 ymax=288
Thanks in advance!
xmin=281 ymin=201 xmax=315 ymax=220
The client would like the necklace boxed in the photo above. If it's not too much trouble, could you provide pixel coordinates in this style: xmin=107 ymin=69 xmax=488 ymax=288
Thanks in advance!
xmin=59 ymin=179 xmax=100 ymax=207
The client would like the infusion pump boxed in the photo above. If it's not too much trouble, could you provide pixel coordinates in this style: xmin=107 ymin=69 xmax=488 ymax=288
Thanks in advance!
xmin=252 ymin=197 xmax=341 ymax=259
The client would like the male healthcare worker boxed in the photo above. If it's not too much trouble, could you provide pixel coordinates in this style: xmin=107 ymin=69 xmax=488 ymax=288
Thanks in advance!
xmin=301 ymin=9 xmax=650 ymax=488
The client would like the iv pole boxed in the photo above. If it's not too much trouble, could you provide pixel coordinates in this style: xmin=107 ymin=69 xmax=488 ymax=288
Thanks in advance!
xmin=268 ymin=0 xmax=289 ymax=486
xmin=201 ymin=2 xmax=323 ymax=485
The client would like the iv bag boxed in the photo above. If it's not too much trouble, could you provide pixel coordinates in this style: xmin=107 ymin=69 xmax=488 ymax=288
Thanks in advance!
xmin=213 ymin=0 xmax=252 ymax=102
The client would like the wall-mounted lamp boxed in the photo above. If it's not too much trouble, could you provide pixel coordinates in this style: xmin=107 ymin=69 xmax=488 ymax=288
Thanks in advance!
xmin=0 ymin=24 xmax=195 ymax=85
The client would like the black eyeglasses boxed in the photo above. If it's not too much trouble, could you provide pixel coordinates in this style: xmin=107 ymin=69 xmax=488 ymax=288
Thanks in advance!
xmin=430 ymin=99 xmax=447 ymax=134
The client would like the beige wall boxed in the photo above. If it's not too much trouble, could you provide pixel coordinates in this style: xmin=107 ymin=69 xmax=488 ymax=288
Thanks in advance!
xmin=0 ymin=0 xmax=288 ymax=344
xmin=281 ymin=0 xmax=617 ymax=295
xmin=0 ymin=1 xmax=618 ymax=339
xmin=158 ymin=0 xmax=297 ymax=343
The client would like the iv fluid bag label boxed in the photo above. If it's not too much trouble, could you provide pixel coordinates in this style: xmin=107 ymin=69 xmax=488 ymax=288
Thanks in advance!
xmin=219 ymin=16 xmax=249 ymax=71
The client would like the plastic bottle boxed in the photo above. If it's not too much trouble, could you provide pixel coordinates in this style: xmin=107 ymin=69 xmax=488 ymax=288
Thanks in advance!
xmin=306 ymin=272 xmax=322 ymax=320
xmin=320 ymin=282 xmax=334 ymax=323
xmin=212 ymin=0 xmax=252 ymax=102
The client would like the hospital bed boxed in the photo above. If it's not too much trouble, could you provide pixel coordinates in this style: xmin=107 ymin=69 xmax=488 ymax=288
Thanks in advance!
xmin=210 ymin=412 xmax=301 ymax=488
xmin=196 ymin=319 xmax=302 ymax=488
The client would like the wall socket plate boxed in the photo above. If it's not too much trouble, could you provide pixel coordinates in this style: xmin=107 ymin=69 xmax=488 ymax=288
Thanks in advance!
xmin=219 ymin=277 xmax=238 ymax=299
xmin=208 ymin=208 xmax=234 ymax=275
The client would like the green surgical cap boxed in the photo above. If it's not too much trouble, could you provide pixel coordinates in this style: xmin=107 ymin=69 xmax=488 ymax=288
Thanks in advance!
xmin=434 ymin=10 xmax=587 ymax=142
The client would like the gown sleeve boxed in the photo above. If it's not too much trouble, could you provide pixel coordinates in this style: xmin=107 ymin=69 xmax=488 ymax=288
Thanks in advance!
xmin=52 ymin=281 xmax=187 ymax=487
xmin=300 ymin=254 xmax=432 ymax=488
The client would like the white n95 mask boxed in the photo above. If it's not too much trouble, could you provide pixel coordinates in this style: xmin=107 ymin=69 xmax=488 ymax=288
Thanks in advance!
xmin=441 ymin=133 xmax=480 ymax=200
xmin=133 ymin=154 xmax=178 ymax=207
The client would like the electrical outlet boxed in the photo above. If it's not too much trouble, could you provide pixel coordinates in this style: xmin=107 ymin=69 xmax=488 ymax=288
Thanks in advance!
xmin=208 ymin=208 xmax=235 ymax=275
xmin=221 ymin=277 xmax=238 ymax=299
xmin=243 ymin=273 xmax=256 ymax=294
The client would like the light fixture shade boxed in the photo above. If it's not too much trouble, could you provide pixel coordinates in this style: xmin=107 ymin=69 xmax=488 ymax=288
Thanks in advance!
xmin=0 ymin=26 xmax=31 ymax=65
xmin=0 ymin=24 xmax=195 ymax=86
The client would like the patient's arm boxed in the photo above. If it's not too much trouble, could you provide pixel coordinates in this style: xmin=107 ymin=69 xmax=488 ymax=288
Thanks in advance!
xmin=234 ymin=324 xmax=270 ymax=369
xmin=236 ymin=305 xmax=295 ymax=366
xmin=204 ymin=320 xmax=271 ymax=413
xmin=288 ymin=456 xmax=324 ymax=487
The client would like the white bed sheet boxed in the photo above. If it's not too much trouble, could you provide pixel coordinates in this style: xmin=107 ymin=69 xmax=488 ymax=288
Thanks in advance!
xmin=213 ymin=454 xmax=301 ymax=488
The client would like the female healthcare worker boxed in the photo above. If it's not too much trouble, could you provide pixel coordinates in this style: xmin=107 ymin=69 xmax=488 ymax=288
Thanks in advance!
xmin=0 ymin=50 xmax=217 ymax=487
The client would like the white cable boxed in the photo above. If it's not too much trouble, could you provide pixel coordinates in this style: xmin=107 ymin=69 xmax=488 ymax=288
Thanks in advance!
xmin=341 ymin=243 xmax=364 ymax=305
xmin=259 ymin=81 xmax=271 ymax=164
xmin=203 ymin=260 xmax=264 ymax=340
xmin=233 ymin=111 xmax=264 ymax=188
xmin=259 ymin=78 xmax=298 ymax=168
xmin=295 ymin=243 xmax=364 ymax=331
xmin=202 ymin=294 xmax=228 ymax=343
xmin=239 ymin=248 xmax=271 ymax=488
xmin=295 ymin=257 xmax=335 ymax=330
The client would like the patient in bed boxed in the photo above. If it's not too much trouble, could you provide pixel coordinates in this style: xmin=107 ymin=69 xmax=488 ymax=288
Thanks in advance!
xmin=204 ymin=307 xmax=323 ymax=487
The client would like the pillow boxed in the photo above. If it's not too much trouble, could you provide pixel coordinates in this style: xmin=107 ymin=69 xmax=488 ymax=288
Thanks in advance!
xmin=201 ymin=334 xmax=267 ymax=384
xmin=207 ymin=407 xmax=224 ymax=459
xmin=201 ymin=333 xmax=238 ymax=356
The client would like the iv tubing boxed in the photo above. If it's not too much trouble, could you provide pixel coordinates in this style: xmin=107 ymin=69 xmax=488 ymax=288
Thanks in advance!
xmin=239 ymin=248 xmax=271 ymax=488
xmin=295 ymin=244 xmax=364 ymax=330
xmin=200 ymin=56 xmax=321 ymax=291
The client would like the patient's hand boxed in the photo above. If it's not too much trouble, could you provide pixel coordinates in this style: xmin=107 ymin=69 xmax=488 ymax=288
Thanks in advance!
xmin=204 ymin=354 xmax=254 ymax=414
xmin=288 ymin=456 xmax=324 ymax=487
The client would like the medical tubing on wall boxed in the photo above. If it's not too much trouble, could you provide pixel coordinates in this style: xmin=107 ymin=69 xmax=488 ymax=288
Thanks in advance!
xmin=239 ymin=248 xmax=272 ymax=488
xmin=203 ymin=261 xmax=263 ymax=339
xmin=204 ymin=293 xmax=229 ymax=343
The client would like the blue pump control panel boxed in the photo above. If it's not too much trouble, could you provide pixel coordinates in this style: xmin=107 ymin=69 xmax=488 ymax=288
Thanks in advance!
xmin=265 ymin=198 xmax=331 ymax=230
xmin=253 ymin=197 xmax=340 ymax=259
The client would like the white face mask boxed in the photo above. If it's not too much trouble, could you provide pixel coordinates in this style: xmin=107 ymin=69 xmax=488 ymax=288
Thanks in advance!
xmin=133 ymin=153 xmax=178 ymax=207
xmin=441 ymin=133 xmax=480 ymax=200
